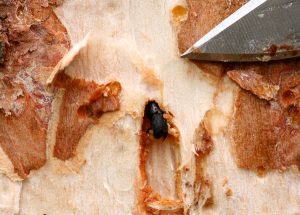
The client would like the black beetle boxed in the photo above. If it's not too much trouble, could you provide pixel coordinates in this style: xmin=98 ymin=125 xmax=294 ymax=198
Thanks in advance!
xmin=145 ymin=101 xmax=168 ymax=139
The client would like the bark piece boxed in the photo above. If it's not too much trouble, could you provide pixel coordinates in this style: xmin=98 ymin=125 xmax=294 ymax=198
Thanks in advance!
xmin=227 ymin=70 xmax=279 ymax=100
xmin=232 ymin=89 xmax=300 ymax=170
xmin=227 ymin=61 xmax=300 ymax=101
xmin=230 ymin=63 xmax=300 ymax=170
xmin=0 ymin=93 xmax=47 ymax=179
xmin=52 ymin=72 xmax=121 ymax=160
xmin=0 ymin=0 xmax=70 ymax=179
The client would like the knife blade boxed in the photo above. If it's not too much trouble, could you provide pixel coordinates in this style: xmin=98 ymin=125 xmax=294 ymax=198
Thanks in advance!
xmin=181 ymin=0 xmax=300 ymax=62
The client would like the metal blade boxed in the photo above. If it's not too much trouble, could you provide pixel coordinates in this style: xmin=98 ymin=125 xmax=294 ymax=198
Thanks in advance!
xmin=181 ymin=0 xmax=300 ymax=62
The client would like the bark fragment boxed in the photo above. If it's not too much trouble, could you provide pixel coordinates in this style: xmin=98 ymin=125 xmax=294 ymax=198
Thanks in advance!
xmin=227 ymin=61 xmax=300 ymax=100
xmin=229 ymin=62 xmax=300 ymax=171
xmin=232 ymin=86 xmax=300 ymax=171
xmin=227 ymin=70 xmax=279 ymax=100
xmin=52 ymin=72 xmax=121 ymax=160
xmin=0 ymin=0 xmax=69 ymax=179
xmin=0 ymin=92 xmax=47 ymax=179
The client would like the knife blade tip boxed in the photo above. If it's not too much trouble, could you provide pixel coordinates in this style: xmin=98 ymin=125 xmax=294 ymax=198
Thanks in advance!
xmin=181 ymin=47 xmax=194 ymax=58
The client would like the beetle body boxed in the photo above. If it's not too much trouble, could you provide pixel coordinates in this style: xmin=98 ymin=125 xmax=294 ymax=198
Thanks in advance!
xmin=145 ymin=101 xmax=168 ymax=139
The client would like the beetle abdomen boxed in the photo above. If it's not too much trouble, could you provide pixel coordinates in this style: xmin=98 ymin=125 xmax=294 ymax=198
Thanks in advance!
xmin=151 ymin=114 xmax=168 ymax=139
